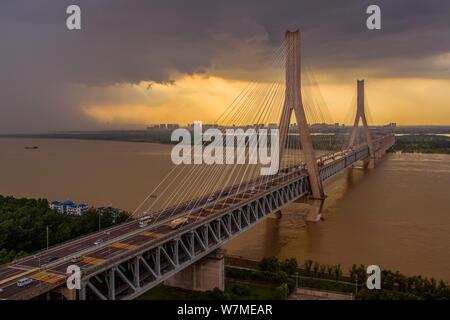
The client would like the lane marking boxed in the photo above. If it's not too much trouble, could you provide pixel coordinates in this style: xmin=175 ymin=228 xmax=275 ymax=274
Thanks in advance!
xmin=110 ymin=242 xmax=138 ymax=250
xmin=29 ymin=272 xmax=65 ymax=284
xmin=0 ymin=268 xmax=39 ymax=286
xmin=82 ymin=256 xmax=106 ymax=265
xmin=7 ymin=265 xmax=35 ymax=271
xmin=188 ymin=215 xmax=205 ymax=221
xmin=140 ymin=231 xmax=164 ymax=238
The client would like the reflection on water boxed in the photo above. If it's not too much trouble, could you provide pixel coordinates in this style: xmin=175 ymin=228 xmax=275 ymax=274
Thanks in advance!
xmin=0 ymin=138 xmax=449 ymax=280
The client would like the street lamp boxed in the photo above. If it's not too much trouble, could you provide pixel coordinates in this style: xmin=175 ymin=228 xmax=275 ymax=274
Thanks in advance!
xmin=34 ymin=255 xmax=42 ymax=288
xmin=104 ymin=231 xmax=111 ymax=255
xmin=46 ymin=225 xmax=49 ymax=250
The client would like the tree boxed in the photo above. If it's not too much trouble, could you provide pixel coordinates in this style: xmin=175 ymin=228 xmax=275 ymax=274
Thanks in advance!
xmin=313 ymin=262 xmax=320 ymax=274
xmin=304 ymin=260 xmax=313 ymax=274
xmin=280 ymin=258 xmax=298 ymax=274
xmin=0 ymin=195 xmax=132 ymax=264
xmin=259 ymin=256 xmax=279 ymax=273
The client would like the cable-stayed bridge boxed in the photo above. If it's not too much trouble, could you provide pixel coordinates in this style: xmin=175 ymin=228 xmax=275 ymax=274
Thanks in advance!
xmin=0 ymin=30 xmax=395 ymax=300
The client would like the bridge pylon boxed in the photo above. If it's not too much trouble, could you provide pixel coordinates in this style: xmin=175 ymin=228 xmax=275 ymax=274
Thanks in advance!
xmin=279 ymin=30 xmax=324 ymax=201
xmin=348 ymin=80 xmax=375 ymax=168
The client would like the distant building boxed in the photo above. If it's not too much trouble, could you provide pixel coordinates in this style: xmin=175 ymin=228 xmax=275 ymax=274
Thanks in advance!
xmin=147 ymin=123 xmax=180 ymax=130
xmin=50 ymin=200 xmax=88 ymax=216
xmin=50 ymin=200 xmax=64 ymax=213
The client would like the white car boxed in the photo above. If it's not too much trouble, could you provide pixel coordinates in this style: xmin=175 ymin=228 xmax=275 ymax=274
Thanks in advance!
xmin=71 ymin=255 xmax=82 ymax=263
xmin=17 ymin=278 xmax=33 ymax=287
xmin=94 ymin=239 xmax=103 ymax=245
xmin=139 ymin=221 xmax=148 ymax=228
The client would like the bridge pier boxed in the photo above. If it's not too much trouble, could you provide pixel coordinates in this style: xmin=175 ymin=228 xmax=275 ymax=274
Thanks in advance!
xmin=273 ymin=210 xmax=282 ymax=219
xmin=305 ymin=198 xmax=324 ymax=222
xmin=164 ymin=248 xmax=225 ymax=292
xmin=55 ymin=286 xmax=77 ymax=300
xmin=294 ymin=196 xmax=324 ymax=222
xmin=363 ymin=156 xmax=375 ymax=169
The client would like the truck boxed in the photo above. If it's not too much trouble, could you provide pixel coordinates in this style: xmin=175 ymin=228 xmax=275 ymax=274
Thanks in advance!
xmin=167 ymin=217 xmax=189 ymax=229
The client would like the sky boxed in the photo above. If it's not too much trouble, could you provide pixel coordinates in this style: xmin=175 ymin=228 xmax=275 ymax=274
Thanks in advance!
xmin=0 ymin=0 xmax=449 ymax=133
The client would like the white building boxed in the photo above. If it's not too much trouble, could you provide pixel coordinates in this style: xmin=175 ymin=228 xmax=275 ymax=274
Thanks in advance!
xmin=50 ymin=200 xmax=88 ymax=216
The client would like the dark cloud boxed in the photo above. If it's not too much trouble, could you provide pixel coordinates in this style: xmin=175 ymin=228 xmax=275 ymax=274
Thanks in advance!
xmin=0 ymin=0 xmax=449 ymax=132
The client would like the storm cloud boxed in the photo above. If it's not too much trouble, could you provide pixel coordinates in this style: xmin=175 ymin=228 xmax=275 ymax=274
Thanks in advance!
xmin=0 ymin=0 xmax=449 ymax=132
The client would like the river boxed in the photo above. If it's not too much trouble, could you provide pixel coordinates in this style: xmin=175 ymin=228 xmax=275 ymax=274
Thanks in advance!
xmin=0 ymin=138 xmax=449 ymax=280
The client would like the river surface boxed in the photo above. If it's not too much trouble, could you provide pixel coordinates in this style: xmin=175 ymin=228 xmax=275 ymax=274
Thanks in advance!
xmin=0 ymin=138 xmax=449 ymax=280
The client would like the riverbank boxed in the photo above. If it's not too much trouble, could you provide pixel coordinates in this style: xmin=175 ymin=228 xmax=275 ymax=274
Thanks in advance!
xmin=137 ymin=255 xmax=450 ymax=300
xmin=2 ymin=131 xmax=449 ymax=154
xmin=390 ymin=134 xmax=450 ymax=154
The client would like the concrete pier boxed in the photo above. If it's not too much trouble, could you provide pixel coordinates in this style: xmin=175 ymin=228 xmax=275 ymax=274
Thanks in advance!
xmin=164 ymin=249 xmax=225 ymax=292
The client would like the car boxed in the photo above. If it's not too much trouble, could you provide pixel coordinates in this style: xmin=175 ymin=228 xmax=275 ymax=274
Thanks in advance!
xmin=0 ymin=288 xmax=4 ymax=293
xmin=249 ymin=187 xmax=257 ymax=194
xmin=207 ymin=196 xmax=215 ymax=202
xmin=139 ymin=221 xmax=148 ymax=228
xmin=94 ymin=239 xmax=103 ymax=245
xmin=43 ymin=256 xmax=59 ymax=264
xmin=71 ymin=255 xmax=82 ymax=263
xmin=17 ymin=278 xmax=33 ymax=287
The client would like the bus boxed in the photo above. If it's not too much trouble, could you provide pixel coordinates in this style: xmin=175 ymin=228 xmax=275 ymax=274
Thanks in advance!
xmin=138 ymin=212 xmax=156 ymax=227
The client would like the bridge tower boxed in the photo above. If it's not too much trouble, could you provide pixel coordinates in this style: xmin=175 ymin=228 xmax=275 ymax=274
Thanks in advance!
xmin=348 ymin=80 xmax=375 ymax=168
xmin=279 ymin=30 xmax=324 ymax=202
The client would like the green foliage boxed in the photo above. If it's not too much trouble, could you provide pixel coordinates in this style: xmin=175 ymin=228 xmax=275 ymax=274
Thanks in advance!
xmin=280 ymin=258 xmax=298 ymax=274
xmin=0 ymin=248 xmax=27 ymax=264
xmin=349 ymin=264 xmax=450 ymax=300
xmin=274 ymin=283 xmax=289 ymax=299
xmin=230 ymin=284 xmax=252 ymax=296
xmin=0 ymin=195 xmax=131 ymax=263
xmin=229 ymin=257 xmax=450 ymax=300
xmin=391 ymin=134 xmax=450 ymax=154
xmin=259 ymin=256 xmax=279 ymax=273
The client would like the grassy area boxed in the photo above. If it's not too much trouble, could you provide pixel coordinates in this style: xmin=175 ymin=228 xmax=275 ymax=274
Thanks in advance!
xmin=136 ymin=280 xmax=279 ymax=300
xmin=391 ymin=134 xmax=450 ymax=154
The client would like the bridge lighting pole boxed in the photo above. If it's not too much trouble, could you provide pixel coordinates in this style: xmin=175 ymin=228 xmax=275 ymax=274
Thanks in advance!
xmin=46 ymin=225 xmax=49 ymax=250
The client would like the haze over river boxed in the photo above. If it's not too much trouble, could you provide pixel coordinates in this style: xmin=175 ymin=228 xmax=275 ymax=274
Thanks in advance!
xmin=1 ymin=138 xmax=449 ymax=280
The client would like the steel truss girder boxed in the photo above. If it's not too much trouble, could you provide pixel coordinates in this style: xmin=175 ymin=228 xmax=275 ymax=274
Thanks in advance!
xmin=79 ymin=177 xmax=308 ymax=300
